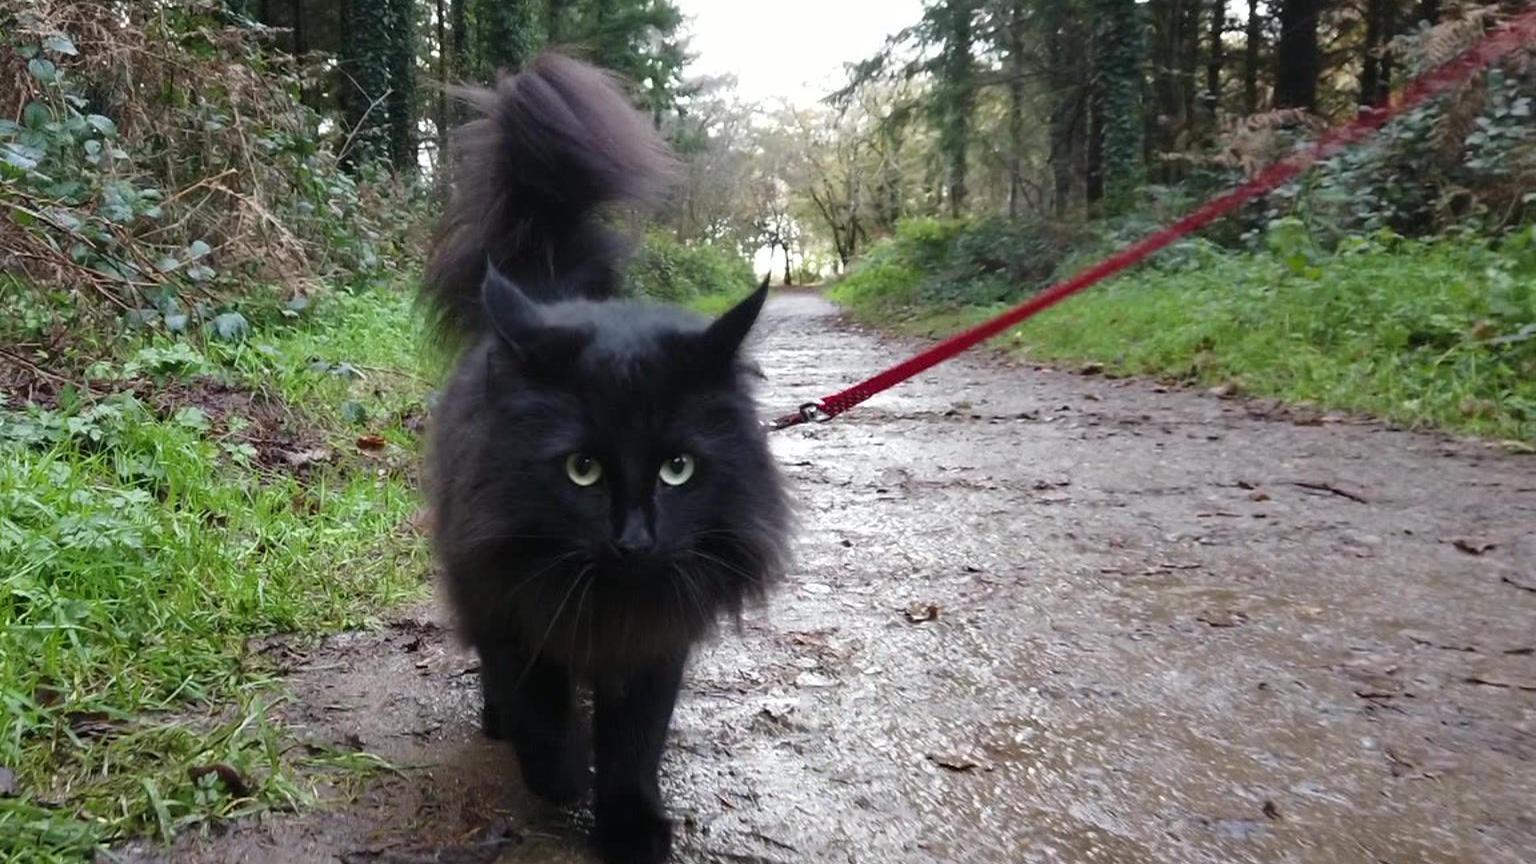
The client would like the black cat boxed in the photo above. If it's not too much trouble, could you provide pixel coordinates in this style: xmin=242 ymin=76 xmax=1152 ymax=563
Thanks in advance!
xmin=420 ymin=54 xmax=791 ymax=864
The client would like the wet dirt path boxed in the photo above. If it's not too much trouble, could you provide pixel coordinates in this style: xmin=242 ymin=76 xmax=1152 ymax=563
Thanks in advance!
xmin=125 ymin=291 xmax=1536 ymax=864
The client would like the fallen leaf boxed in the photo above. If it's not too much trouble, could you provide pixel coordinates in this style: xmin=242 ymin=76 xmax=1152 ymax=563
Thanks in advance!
xmin=1445 ymin=536 xmax=1497 ymax=555
xmin=1208 ymin=382 xmax=1240 ymax=398
xmin=1248 ymin=490 xmax=1271 ymax=502
xmin=1197 ymin=610 xmax=1247 ymax=628
xmin=67 ymin=711 xmax=118 ymax=738
xmin=1078 ymin=362 xmax=1104 ymax=376
xmin=904 ymin=602 xmax=940 ymax=623
xmin=355 ymin=435 xmax=387 ymax=452
xmin=1261 ymin=800 xmax=1280 ymax=821
xmin=187 ymin=763 xmax=252 ymax=798
xmin=280 ymin=447 xmax=332 ymax=468
xmin=0 ymin=766 xmax=15 ymax=798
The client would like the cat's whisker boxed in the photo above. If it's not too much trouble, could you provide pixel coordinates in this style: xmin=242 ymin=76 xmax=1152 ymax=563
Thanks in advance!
xmin=683 ymin=549 xmax=765 ymax=585
xmin=508 ymin=565 xmax=591 ymax=694
xmin=497 ymin=551 xmax=584 ymax=605
xmin=567 ymin=573 xmax=595 ymax=669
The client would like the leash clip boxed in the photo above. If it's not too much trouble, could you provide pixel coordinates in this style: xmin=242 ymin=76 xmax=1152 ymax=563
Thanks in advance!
xmin=765 ymin=401 xmax=833 ymax=431
xmin=796 ymin=402 xmax=831 ymax=424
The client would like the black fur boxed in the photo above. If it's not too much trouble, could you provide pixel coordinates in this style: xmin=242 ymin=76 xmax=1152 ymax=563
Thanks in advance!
xmin=421 ymin=53 xmax=791 ymax=864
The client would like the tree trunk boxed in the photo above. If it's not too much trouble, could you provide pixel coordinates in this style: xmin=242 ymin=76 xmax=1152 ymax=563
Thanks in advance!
xmin=1180 ymin=0 xmax=1200 ymax=133
xmin=1093 ymin=0 xmax=1144 ymax=212
xmin=938 ymin=0 xmax=976 ymax=218
xmin=435 ymin=0 xmax=448 ymax=181
xmin=781 ymin=242 xmax=793 ymax=286
xmin=449 ymin=0 xmax=467 ymax=77
xmin=1244 ymin=0 xmax=1260 ymax=112
xmin=1274 ymin=0 xmax=1320 ymax=110
xmin=341 ymin=0 xmax=392 ymax=167
xmin=1360 ymin=0 xmax=1397 ymax=106
xmin=474 ymin=0 xmax=546 ymax=76
xmin=386 ymin=0 xmax=416 ymax=173
xmin=1006 ymin=0 xmax=1028 ymax=218
xmin=1044 ymin=0 xmax=1086 ymax=217
xmin=1205 ymin=0 xmax=1223 ymax=123
xmin=291 ymin=0 xmax=306 ymax=55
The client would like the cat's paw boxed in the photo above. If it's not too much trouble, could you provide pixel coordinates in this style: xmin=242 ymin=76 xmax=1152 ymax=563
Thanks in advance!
xmin=480 ymin=702 xmax=508 ymax=741
xmin=516 ymin=734 xmax=591 ymax=805
xmin=594 ymin=796 xmax=672 ymax=864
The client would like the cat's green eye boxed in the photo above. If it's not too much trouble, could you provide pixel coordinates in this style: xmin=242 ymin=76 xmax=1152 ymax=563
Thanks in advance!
xmin=564 ymin=453 xmax=603 ymax=487
xmin=658 ymin=454 xmax=696 ymax=487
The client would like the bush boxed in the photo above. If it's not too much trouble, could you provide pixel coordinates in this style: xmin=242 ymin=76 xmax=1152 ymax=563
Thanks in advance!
xmin=830 ymin=216 xmax=1087 ymax=315
xmin=0 ymin=1 xmax=426 ymax=357
xmin=835 ymin=216 xmax=1536 ymax=440
xmin=623 ymin=232 xmax=756 ymax=303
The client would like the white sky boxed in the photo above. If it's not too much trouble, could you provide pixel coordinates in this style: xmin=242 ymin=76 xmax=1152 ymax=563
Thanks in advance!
xmin=674 ymin=0 xmax=927 ymax=108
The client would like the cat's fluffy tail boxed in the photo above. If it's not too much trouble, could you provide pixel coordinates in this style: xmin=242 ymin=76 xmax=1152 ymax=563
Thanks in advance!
xmin=423 ymin=53 xmax=675 ymax=346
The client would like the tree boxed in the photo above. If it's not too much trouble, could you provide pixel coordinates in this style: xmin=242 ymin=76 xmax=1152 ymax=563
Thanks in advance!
xmin=1359 ymin=0 xmax=1398 ymax=106
xmin=385 ymin=0 xmax=417 ymax=172
xmin=1273 ymin=0 xmax=1321 ymax=109
xmin=474 ymin=0 xmax=547 ymax=75
xmin=339 ymin=0 xmax=395 ymax=166
xmin=1000 ymin=0 xmax=1031 ymax=218
xmin=1205 ymin=0 xmax=1224 ymax=123
xmin=1043 ymin=0 xmax=1089 ymax=217
xmin=1093 ymin=0 xmax=1144 ymax=211
xmin=932 ymin=0 xmax=978 ymax=217
xmin=1244 ymin=0 xmax=1262 ymax=112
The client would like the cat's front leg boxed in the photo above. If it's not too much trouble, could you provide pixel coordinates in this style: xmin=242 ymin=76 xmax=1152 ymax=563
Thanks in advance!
xmin=478 ymin=640 xmax=590 ymax=804
xmin=592 ymin=653 xmax=687 ymax=864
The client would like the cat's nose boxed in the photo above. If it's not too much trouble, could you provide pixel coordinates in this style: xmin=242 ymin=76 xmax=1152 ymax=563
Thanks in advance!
xmin=616 ymin=509 xmax=655 ymax=554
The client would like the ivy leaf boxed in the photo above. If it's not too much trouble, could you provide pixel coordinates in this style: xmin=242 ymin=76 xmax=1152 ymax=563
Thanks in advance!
xmin=185 ymin=240 xmax=211 ymax=260
xmin=0 ymin=120 xmax=20 ymax=136
xmin=1 ymin=144 xmax=42 ymax=172
xmin=43 ymin=35 xmax=78 ymax=56
xmin=86 ymin=115 xmax=117 ymax=137
xmin=164 ymin=313 xmax=189 ymax=334
xmin=210 ymin=312 xmax=249 ymax=341
xmin=22 ymin=102 xmax=51 ymax=129
xmin=173 ymin=407 xmax=211 ymax=432
xmin=340 ymin=401 xmax=369 ymax=424
xmin=27 ymin=59 xmax=57 ymax=84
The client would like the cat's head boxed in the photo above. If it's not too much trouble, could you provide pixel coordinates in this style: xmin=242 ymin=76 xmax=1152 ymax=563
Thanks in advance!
xmin=436 ymin=265 xmax=790 ymax=661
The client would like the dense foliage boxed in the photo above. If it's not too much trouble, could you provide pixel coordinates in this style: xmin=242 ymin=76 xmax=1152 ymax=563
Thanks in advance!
xmin=622 ymin=232 xmax=759 ymax=304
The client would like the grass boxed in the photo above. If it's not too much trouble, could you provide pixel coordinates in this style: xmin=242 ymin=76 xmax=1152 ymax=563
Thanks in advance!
xmin=830 ymin=231 xmax=1536 ymax=442
xmin=0 ymin=285 xmax=432 ymax=862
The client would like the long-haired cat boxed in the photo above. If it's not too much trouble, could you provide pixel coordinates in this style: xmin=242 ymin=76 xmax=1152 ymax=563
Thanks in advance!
xmin=420 ymin=53 xmax=791 ymax=864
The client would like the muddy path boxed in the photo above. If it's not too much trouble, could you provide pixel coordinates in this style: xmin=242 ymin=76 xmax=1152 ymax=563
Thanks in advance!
xmin=120 ymin=291 xmax=1536 ymax=864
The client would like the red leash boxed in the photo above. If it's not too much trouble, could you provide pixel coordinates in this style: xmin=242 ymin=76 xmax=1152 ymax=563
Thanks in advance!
xmin=769 ymin=8 xmax=1536 ymax=431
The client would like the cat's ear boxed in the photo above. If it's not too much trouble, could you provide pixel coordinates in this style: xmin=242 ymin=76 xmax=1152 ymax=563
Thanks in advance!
xmin=482 ymin=260 xmax=542 ymax=351
xmin=701 ymin=283 xmax=769 ymax=361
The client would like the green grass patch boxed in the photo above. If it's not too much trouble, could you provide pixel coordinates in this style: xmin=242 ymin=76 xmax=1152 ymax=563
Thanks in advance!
xmin=831 ymin=227 xmax=1536 ymax=441
xmin=0 ymin=285 xmax=432 ymax=862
